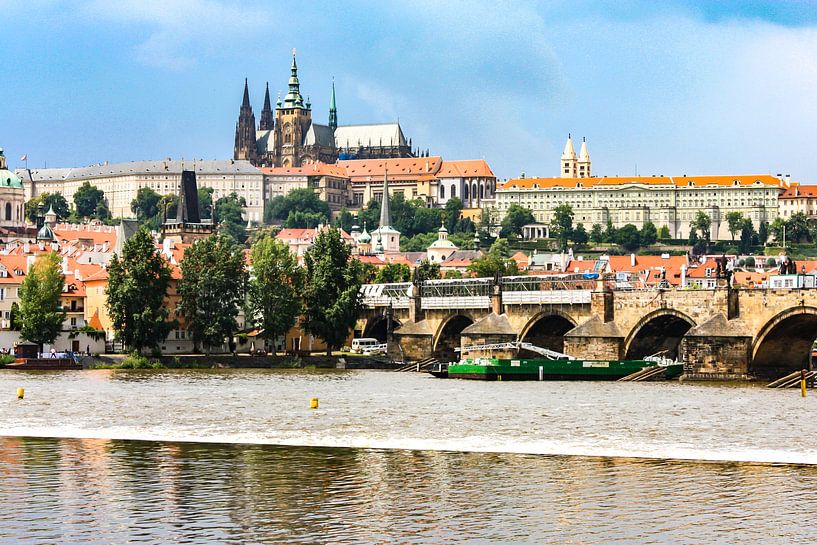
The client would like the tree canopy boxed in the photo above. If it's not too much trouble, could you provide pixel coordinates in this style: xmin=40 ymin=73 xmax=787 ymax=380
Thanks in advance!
xmin=247 ymin=234 xmax=303 ymax=351
xmin=265 ymin=188 xmax=331 ymax=226
xmin=374 ymin=263 xmax=411 ymax=283
xmin=74 ymin=182 xmax=110 ymax=219
xmin=25 ymin=193 xmax=70 ymax=223
xmin=106 ymin=228 xmax=175 ymax=354
xmin=18 ymin=252 xmax=65 ymax=347
xmin=214 ymin=192 xmax=247 ymax=244
xmin=467 ymin=238 xmax=518 ymax=278
xmin=178 ymin=234 xmax=247 ymax=353
xmin=550 ymin=204 xmax=574 ymax=250
xmin=302 ymin=228 xmax=364 ymax=355
xmin=499 ymin=204 xmax=535 ymax=238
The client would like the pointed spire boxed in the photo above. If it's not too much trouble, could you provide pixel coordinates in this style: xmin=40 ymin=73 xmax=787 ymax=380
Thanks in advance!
xmin=259 ymin=82 xmax=274 ymax=131
xmin=561 ymin=133 xmax=576 ymax=159
xmin=579 ymin=136 xmax=589 ymax=160
xmin=242 ymin=78 xmax=251 ymax=108
xmin=328 ymin=78 xmax=338 ymax=131
xmin=284 ymin=48 xmax=305 ymax=108
xmin=379 ymin=166 xmax=392 ymax=229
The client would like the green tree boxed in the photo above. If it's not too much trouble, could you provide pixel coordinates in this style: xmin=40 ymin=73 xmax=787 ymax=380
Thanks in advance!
xmin=615 ymin=224 xmax=641 ymax=251
xmin=18 ymin=252 xmax=65 ymax=348
xmin=758 ymin=221 xmax=769 ymax=245
xmin=375 ymin=263 xmax=411 ymax=283
xmin=640 ymin=222 xmax=658 ymax=246
xmin=500 ymin=204 xmax=535 ymax=238
xmin=444 ymin=197 xmax=464 ymax=233
xmin=94 ymin=200 xmax=111 ymax=221
xmin=692 ymin=211 xmax=712 ymax=243
xmin=726 ymin=211 xmax=744 ymax=241
xmin=787 ymin=212 xmax=811 ymax=243
xmin=266 ymin=188 xmax=330 ymax=225
xmin=400 ymin=232 xmax=438 ymax=252
xmin=550 ymin=204 xmax=574 ymax=250
xmin=25 ymin=193 xmax=70 ymax=223
xmin=444 ymin=269 xmax=463 ymax=279
xmin=178 ymin=234 xmax=247 ymax=354
xmin=73 ymin=182 xmax=107 ymax=218
xmin=335 ymin=208 xmax=355 ymax=233
xmin=198 ymin=187 xmax=214 ymax=219
xmin=414 ymin=260 xmax=441 ymax=282
xmin=106 ymin=228 xmax=175 ymax=354
xmin=214 ymin=193 xmax=247 ymax=244
xmin=738 ymin=218 xmax=756 ymax=254
xmin=285 ymin=210 xmax=328 ymax=229
xmin=658 ymin=225 xmax=671 ymax=240
xmin=744 ymin=256 xmax=756 ymax=268
xmin=247 ymin=235 xmax=303 ymax=353
xmin=131 ymin=187 xmax=162 ymax=223
xmin=467 ymin=238 xmax=518 ymax=278
xmin=769 ymin=217 xmax=786 ymax=245
xmin=303 ymin=228 xmax=363 ymax=355
xmin=603 ymin=218 xmax=617 ymax=243
xmin=590 ymin=223 xmax=604 ymax=243
xmin=573 ymin=223 xmax=589 ymax=246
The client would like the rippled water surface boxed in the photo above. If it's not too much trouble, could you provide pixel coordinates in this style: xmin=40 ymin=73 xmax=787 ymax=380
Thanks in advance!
xmin=1 ymin=369 xmax=817 ymax=543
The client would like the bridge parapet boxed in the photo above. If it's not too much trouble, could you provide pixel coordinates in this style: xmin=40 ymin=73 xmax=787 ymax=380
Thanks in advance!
xmin=420 ymin=278 xmax=492 ymax=309
xmin=360 ymin=282 xmax=412 ymax=309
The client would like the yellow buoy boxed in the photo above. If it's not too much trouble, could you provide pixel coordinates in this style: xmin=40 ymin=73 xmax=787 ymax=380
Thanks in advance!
xmin=310 ymin=397 xmax=319 ymax=409
xmin=16 ymin=388 xmax=24 ymax=400
xmin=801 ymin=370 xmax=807 ymax=398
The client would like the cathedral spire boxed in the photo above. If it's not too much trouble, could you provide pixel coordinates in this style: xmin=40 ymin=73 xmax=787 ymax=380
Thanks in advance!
xmin=242 ymin=78 xmax=251 ymax=108
xmin=259 ymin=82 xmax=274 ymax=131
xmin=328 ymin=78 xmax=338 ymax=131
xmin=284 ymin=48 xmax=306 ymax=109
xmin=561 ymin=133 xmax=578 ymax=178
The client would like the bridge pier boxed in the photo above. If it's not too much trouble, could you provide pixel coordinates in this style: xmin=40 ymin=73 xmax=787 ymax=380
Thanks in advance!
xmin=680 ymin=314 xmax=752 ymax=378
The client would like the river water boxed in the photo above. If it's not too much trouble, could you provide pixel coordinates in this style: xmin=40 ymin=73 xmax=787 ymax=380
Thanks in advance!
xmin=1 ymin=369 xmax=816 ymax=543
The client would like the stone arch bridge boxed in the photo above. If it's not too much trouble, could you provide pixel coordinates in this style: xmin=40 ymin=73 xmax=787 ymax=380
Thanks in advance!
xmin=358 ymin=275 xmax=817 ymax=379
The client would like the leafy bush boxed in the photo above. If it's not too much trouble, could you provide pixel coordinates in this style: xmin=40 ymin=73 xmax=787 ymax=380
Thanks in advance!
xmin=116 ymin=354 xmax=164 ymax=369
xmin=0 ymin=354 xmax=16 ymax=367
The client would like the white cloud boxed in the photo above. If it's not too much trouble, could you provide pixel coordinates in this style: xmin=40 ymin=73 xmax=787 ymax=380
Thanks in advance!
xmin=79 ymin=0 xmax=271 ymax=70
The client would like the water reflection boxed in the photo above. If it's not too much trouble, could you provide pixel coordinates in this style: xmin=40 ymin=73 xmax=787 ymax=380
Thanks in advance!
xmin=1 ymin=437 xmax=816 ymax=544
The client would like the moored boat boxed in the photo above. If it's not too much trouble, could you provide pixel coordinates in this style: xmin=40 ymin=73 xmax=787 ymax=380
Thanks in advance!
xmin=430 ymin=342 xmax=683 ymax=381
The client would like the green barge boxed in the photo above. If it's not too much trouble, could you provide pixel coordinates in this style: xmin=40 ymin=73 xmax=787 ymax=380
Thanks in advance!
xmin=444 ymin=356 xmax=684 ymax=381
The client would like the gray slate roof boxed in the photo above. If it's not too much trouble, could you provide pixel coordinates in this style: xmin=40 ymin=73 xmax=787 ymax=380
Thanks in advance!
xmin=462 ymin=313 xmax=516 ymax=335
xmin=304 ymin=123 xmax=336 ymax=147
xmin=19 ymin=160 xmax=261 ymax=182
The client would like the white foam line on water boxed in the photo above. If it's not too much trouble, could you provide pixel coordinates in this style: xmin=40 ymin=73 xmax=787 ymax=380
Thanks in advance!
xmin=3 ymin=426 xmax=817 ymax=466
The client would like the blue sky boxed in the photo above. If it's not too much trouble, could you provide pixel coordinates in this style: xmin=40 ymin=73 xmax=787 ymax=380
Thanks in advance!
xmin=2 ymin=0 xmax=817 ymax=181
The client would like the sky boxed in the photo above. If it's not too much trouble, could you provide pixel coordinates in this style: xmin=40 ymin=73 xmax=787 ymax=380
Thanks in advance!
xmin=2 ymin=0 xmax=817 ymax=181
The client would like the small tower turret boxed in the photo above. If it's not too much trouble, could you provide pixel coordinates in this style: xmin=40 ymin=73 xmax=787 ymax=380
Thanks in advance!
xmin=259 ymin=82 xmax=274 ymax=131
xmin=578 ymin=136 xmax=591 ymax=178
xmin=561 ymin=133 xmax=578 ymax=178
xmin=328 ymin=78 xmax=338 ymax=132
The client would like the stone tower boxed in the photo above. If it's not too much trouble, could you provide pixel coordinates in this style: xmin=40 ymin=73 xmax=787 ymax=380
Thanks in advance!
xmin=561 ymin=134 xmax=577 ymax=178
xmin=273 ymin=50 xmax=312 ymax=167
xmin=578 ymin=137 xmax=591 ymax=178
xmin=259 ymin=82 xmax=274 ymax=131
xmin=233 ymin=78 xmax=258 ymax=163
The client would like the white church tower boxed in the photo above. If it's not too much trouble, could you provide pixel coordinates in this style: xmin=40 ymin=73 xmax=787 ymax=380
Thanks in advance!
xmin=578 ymin=136 xmax=591 ymax=178
xmin=561 ymin=134 xmax=578 ymax=178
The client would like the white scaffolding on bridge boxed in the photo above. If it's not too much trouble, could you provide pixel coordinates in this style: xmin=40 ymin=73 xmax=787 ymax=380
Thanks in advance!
xmin=455 ymin=342 xmax=576 ymax=360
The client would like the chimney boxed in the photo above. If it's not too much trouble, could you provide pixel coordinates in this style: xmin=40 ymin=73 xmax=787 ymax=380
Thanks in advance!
xmin=162 ymin=237 xmax=172 ymax=256
xmin=74 ymin=269 xmax=80 ymax=281
xmin=681 ymin=264 xmax=687 ymax=286
xmin=630 ymin=253 xmax=636 ymax=267
xmin=61 ymin=256 xmax=68 ymax=274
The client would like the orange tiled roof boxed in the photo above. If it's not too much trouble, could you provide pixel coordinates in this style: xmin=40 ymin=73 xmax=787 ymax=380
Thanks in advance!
xmin=781 ymin=185 xmax=817 ymax=198
xmin=88 ymin=310 xmax=104 ymax=330
xmin=339 ymin=156 xmax=443 ymax=181
xmin=261 ymin=162 xmax=348 ymax=178
xmin=436 ymin=160 xmax=495 ymax=178
xmin=499 ymin=174 xmax=785 ymax=190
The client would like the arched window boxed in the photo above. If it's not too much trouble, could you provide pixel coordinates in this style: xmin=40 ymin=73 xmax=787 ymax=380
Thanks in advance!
xmin=451 ymin=185 xmax=456 ymax=198
xmin=4 ymin=203 xmax=9 ymax=221
xmin=479 ymin=184 xmax=484 ymax=199
xmin=439 ymin=185 xmax=445 ymax=199
xmin=472 ymin=183 xmax=478 ymax=201
xmin=464 ymin=184 xmax=469 ymax=200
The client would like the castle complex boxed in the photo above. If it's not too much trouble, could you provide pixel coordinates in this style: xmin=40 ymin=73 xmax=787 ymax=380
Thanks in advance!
xmin=234 ymin=51 xmax=420 ymax=168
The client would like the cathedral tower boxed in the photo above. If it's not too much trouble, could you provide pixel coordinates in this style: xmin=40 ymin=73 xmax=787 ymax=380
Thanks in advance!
xmin=561 ymin=134 xmax=577 ymax=178
xmin=233 ymin=78 xmax=258 ymax=162
xmin=273 ymin=50 xmax=312 ymax=167
xmin=259 ymin=82 xmax=274 ymax=131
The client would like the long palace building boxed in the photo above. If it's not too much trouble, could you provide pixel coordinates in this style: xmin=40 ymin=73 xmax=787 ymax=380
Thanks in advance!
xmin=495 ymin=135 xmax=787 ymax=241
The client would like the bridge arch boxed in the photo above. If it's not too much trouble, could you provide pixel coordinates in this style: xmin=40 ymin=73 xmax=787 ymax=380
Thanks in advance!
xmin=432 ymin=314 xmax=475 ymax=363
xmin=624 ymin=309 xmax=696 ymax=360
xmin=363 ymin=315 xmax=402 ymax=342
xmin=751 ymin=306 xmax=817 ymax=379
xmin=519 ymin=311 xmax=577 ymax=355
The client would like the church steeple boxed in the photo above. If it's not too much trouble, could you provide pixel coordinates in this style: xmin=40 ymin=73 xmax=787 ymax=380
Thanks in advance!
xmin=578 ymin=136 xmax=591 ymax=178
xmin=328 ymin=78 xmax=338 ymax=131
xmin=283 ymin=49 xmax=307 ymax=109
xmin=234 ymin=78 xmax=258 ymax=163
xmin=259 ymin=82 xmax=274 ymax=131
xmin=561 ymin=133 xmax=578 ymax=178
xmin=379 ymin=167 xmax=392 ymax=229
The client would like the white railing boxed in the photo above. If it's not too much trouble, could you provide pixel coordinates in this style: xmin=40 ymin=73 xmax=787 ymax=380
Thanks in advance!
xmin=421 ymin=296 xmax=491 ymax=309
xmin=502 ymin=289 xmax=591 ymax=305
xmin=360 ymin=282 xmax=412 ymax=308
